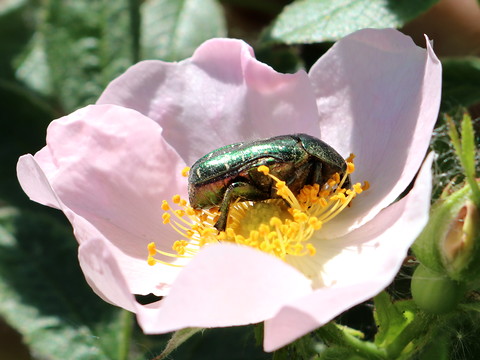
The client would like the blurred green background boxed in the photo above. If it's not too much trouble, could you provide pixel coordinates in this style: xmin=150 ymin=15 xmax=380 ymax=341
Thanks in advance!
xmin=1 ymin=0 xmax=479 ymax=359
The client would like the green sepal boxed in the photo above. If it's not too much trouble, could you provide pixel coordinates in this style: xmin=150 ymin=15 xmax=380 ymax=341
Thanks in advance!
xmin=412 ymin=182 xmax=480 ymax=282
xmin=373 ymin=292 xmax=415 ymax=348
xmin=447 ymin=114 xmax=480 ymax=205
xmin=459 ymin=114 xmax=480 ymax=206
xmin=154 ymin=328 xmax=203 ymax=359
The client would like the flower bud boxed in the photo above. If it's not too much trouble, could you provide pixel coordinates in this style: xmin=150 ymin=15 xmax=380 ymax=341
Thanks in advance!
xmin=412 ymin=182 xmax=480 ymax=283
xmin=411 ymin=264 xmax=466 ymax=314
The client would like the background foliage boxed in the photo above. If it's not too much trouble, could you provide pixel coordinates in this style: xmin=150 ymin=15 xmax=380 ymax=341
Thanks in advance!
xmin=1 ymin=0 xmax=479 ymax=359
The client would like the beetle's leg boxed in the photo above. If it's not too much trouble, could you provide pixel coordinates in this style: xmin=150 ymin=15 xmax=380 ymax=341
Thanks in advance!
xmin=310 ymin=160 xmax=323 ymax=185
xmin=311 ymin=161 xmax=352 ymax=190
xmin=215 ymin=181 xmax=269 ymax=231
xmin=343 ymin=174 xmax=352 ymax=189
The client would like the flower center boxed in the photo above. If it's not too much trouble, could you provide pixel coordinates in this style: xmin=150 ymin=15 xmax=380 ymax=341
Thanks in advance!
xmin=147 ymin=154 xmax=369 ymax=265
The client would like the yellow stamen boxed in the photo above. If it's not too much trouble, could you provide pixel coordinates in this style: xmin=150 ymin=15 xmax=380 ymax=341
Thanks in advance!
xmin=347 ymin=162 xmax=355 ymax=174
xmin=363 ymin=181 xmax=370 ymax=191
xmin=181 ymin=167 xmax=190 ymax=177
xmin=148 ymin=242 xmax=157 ymax=256
xmin=161 ymin=200 xmax=170 ymax=211
xmin=307 ymin=243 xmax=316 ymax=256
xmin=147 ymin=240 xmax=190 ymax=267
xmin=148 ymin=153 xmax=368 ymax=265
xmin=258 ymin=165 xmax=270 ymax=175
xmin=162 ymin=213 xmax=171 ymax=224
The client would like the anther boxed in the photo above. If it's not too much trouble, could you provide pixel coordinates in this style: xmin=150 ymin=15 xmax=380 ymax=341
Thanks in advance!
xmin=347 ymin=162 xmax=355 ymax=174
xmin=258 ymin=165 xmax=270 ymax=175
xmin=148 ymin=242 xmax=157 ymax=256
xmin=363 ymin=181 xmax=370 ymax=191
xmin=161 ymin=201 xmax=170 ymax=211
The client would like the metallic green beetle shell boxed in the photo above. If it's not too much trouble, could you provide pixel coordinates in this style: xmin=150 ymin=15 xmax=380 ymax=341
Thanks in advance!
xmin=188 ymin=133 xmax=350 ymax=230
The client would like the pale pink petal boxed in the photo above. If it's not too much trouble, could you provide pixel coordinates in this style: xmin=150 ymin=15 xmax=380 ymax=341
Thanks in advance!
xmin=17 ymin=154 xmax=62 ymax=209
xmin=71 ymin=213 xmax=185 ymax=297
xmin=264 ymin=282 xmax=383 ymax=352
xmin=316 ymin=153 xmax=433 ymax=287
xmin=264 ymin=153 xmax=433 ymax=351
xmin=35 ymin=105 xmax=186 ymax=255
xmin=309 ymin=29 xmax=441 ymax=238
xmin=78 ymin=236 xmax=138 ymax=313
xmin=16 ymin=154 xmax=171 ymax=301
xmin=137 ymin=243 xmax=312 ymax=333
xmin=19 ymin=153 xmax=185 ymax=297
xmin=97 ymin=38 xmax=320 ymax=165
xmin=17 ymin=104 xmax=189 ymax=296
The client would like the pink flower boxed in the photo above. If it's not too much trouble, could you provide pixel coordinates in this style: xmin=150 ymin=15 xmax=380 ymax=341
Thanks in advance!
xmin=17 ymin=28 xmax=441 ymax=351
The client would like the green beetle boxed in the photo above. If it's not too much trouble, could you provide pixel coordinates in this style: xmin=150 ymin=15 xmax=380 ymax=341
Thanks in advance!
xmin=188 ymin=133 xmax=350 ymax=231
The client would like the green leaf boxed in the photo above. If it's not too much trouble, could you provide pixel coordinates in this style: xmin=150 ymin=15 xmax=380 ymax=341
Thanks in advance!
xmin=42 ymin=0 xmax=138 ymax=112
xmin=373 ymin=292 xmax=415 ymax=347
xmin=0 ymin=207 xmax=131 ymax=360
xmin=15 ymin=33 xmax=53 ymax=96
xmin=262 ymin=0 xmax=440 ymax=44
xmin=0 ymin=0 xmax=26 ymax=15
xmin=461 ymin=114 xmax=480 ymax=205
xmin=140 ymin=0 xmax=226 ymax=61
xmin=0 ymin=0 xmax=32 ymax=80
xmin=442 ymin=57 xmax=480 ymax=111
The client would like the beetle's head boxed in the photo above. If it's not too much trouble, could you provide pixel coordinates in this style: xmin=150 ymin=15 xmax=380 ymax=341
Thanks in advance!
xmin=296 ymin=133 xmax=352 ymax=190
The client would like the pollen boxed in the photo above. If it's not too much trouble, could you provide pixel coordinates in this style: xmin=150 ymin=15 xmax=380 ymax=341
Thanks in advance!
xmin=258 ymin=165 xmax=270 ymax=175
xmin=347 ymin=162 xmax=355 ymax=174
xmin=181 ymin=167 xmax=190 ymax=177
xmin=148 ymin=153 xmax=368 ymax=266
